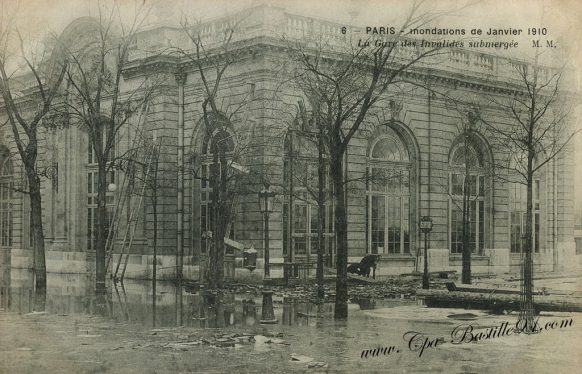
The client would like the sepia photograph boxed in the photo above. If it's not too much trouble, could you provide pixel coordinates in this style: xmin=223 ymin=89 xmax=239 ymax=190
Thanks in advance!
xmin=0 ymin=0 xmax=581 ymax=372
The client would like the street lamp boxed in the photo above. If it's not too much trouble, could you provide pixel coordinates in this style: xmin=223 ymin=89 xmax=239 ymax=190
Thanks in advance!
xmin=258 ymin=182 xmax=277 ymax=324
xmin=419 ymin=216 xmax=433 ymax=290
xmin=258 ymin=182 xmax=276 ymax=280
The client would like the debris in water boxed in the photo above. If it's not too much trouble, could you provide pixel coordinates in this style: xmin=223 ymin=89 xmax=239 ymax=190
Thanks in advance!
xmin=446 ymin=313 xmax=479 ymax=321
xmin=307 ymin=361 xmax=328 ymax=369
xmin=290 ymin=353 xmax=314 ymax=363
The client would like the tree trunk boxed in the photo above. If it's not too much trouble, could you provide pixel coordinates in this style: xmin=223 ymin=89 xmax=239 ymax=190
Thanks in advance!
xmin=208 ymin=157 xmax=220 ymax=289
xmin=33 ymin=285 xmax=46 ymax=312
xmin=207 ymin=145 xmax=226 ymax=289
xmin=152 ymin=152 xmax=158 ymax=327
xmin=26 ymin=169 xmax=46 ymax=290
xmin=95 ymin=161 xmax=108 ymax=294
xmin=316 ymin=127 xmax=325 ymax=299
xmin=522 ymin=167 xmax=535 ymax=330
xmin=331 ymin=146 xmax=348 ymax=319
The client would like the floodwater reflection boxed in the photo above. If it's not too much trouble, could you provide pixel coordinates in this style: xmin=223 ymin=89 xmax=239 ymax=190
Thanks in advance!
xmin=2 ymin=268 xmax=393 ymax=329
xmin=2 ymin=267 xmax=581 ymax=373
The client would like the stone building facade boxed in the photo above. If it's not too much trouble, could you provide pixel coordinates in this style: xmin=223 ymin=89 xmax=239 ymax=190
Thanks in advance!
xmin=0 ymin=4 xmax=580 ymax=281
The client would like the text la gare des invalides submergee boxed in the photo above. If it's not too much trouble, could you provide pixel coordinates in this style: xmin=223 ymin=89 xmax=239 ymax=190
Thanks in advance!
xmin=345 ymin=25 xmax=556 ymax=50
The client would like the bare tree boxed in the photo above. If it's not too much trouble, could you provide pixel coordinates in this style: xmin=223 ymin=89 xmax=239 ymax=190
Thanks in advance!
xmin=434 ymin=98 xmax=494 ymax=285
xmin=479 ymin=57 xmax=578 ymax=331
xmin=282 ymin=100 xmax=332 ymax=298
xmin=0 ymin=7 xmax=67 ymax=290
xmin=178 ymin=13 xmax=268 ymax=289
xmin=287 ymin=1 xmax=466 ymax=319
xmin=60 ymin=1 xmax=157 ymax=294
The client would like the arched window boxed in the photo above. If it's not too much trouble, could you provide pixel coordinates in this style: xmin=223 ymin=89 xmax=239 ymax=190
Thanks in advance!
xmin=87 ymin=125 xmax=116 ymax=251
xmin=0 ymin=159 xmax=14 ymax=248
xmin=366 ymin=130 xmax=411 ymax=254
xmin=282 ymin=131 xmax=334 ymax=264
xmin=200 ymin=128 xmax=236 ymax=253
xmin=449 ymin=139 xmax=486 ymax=254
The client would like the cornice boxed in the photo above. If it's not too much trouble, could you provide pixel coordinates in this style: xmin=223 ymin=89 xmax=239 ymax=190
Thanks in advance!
xmin=120 ymin=36 xmax=569 ymax=100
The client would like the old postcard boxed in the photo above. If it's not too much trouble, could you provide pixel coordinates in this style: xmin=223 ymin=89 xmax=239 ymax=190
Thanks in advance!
xmin=0 ymin=0 xmax=581 ymax=373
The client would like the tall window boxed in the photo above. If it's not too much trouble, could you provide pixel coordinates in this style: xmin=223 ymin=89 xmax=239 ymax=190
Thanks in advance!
xmin=366 ymin=132 xmax=410 ymax=254
xmin=449 ymin=142 xmax=486 ymax=254
xmin=87 ymin=130 xmax=115 ymax=251
xmin=509 ymin=180 xmax=540 ymax=253
xmin=282 ymin=133 xmax=334 ymax=261
xmin=0 ymin=159 xmax=13 ymax=248
xmin=200 ymin=129 xmax=235 ymax=253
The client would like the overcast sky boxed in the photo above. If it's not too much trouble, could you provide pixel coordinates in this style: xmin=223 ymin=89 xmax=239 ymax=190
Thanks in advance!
xmin=6 ymin=1 xmax=581 ymax=41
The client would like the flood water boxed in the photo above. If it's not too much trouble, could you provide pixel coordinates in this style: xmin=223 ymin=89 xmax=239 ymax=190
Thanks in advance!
xmin=1 ymin=268 xmax=581 ymax=373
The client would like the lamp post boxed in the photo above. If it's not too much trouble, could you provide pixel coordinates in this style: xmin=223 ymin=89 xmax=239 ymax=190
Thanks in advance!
xmin=419 ymin=216 xmax=433 ymax=290
xmin=258 ymin=182 xmax=275 ymax=280
xmin=258 ymin=182 xmax=277 ymax=324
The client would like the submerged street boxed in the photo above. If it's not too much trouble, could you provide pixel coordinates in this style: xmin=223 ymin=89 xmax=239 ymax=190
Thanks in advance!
xmin=1 ymin=270 xmax=580 ymax=373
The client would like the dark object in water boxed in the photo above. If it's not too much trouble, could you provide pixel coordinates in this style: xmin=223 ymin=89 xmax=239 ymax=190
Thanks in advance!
xmin=446 ymin=282 xmax=543 ymax=295
xmin=418 ymin=289 xmax=582 ymax=313
xmin=447 ymin=312 xmax=479 ymax=321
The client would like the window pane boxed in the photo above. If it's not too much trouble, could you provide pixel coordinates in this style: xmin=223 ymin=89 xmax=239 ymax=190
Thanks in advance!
xmin=469 ymin=200 xmax=476 ymax=253
xmin=365 ymin=195 xmax=369 ymax=252
xmin=452 ymin=174 xmax=463 ymax=196
xmin=201 ymin=165 xmax=207 ymax=188
xmin=403 ymin=198 xmax=410 ymax=253
xmin=371 ymin=135 xmax=408 ymax=161
xmin=310 ymin=237 xmax=319 ymax=256
xmin=401 ymin=170 xmax=410 ymax=194
xmin=294 ymin=237 xmax=307 ymax=255
xmin=534 ymin=213 xmax=540 ymax=252
xmin=450 ymin=204 xmax=463 ymax=253
xmin=311 ymin=205 xmax=319 ymax=234
xmin=509 ymin=181 xmax=540 ymax=253
xmin=387 ymin=197 xmax=401 ymax=253
xmin=510 ymin=212 xmax=522 ymax=253
xmin=370 ymin=167 xmax=384 ymax=192
xmin=386 ymin=169 xmax=400 ymax=195
xmin=479 ymin=201 xmax=484 ymax=252
xmin=283 ymin=203 xmax=288 ymax=255
xmin=371 ymin=195 xmax=385 ymax=254
xmin=294 ymin=205 xmax=307 ymax=233
xmin=87 ymin=208 xmax=93 ymax=250
xmin=469 ymin=175 xmax=477 ymax=196
xmin=327 ymin=204 xmax=334 ymax=233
